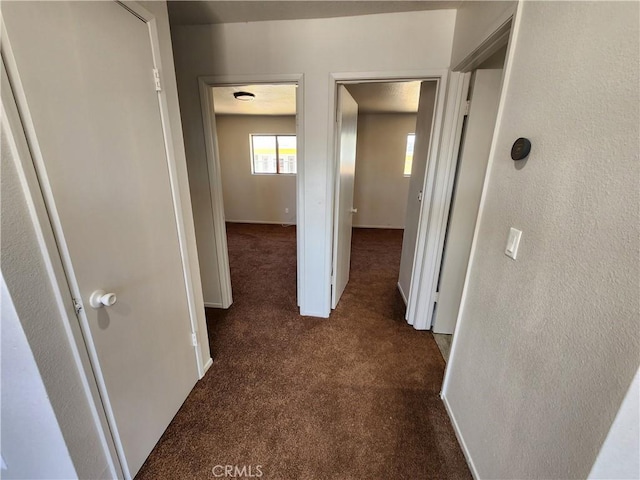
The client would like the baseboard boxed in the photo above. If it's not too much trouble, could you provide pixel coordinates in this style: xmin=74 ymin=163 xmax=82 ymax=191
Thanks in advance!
xmin=225 ymin=219 xmax=296 ymax=226
xmin=441 ymin=394 xmax=480 ymax=479
xmin=202 ymin=357 xmax=213 ymax=375
xmin=353 ymin=224 xmax=404 ymax=229
xmin=397 ymin=282 xmax=408 ymax=306
xmin=300 ymin=309 xmax=330 ymax=318
xmin=204 ymin=302 xmax=223 ymax=309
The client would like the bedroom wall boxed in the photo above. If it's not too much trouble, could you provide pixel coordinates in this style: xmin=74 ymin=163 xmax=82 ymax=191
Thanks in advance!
xmin=443 ymin=2 xmax=639 ymax=478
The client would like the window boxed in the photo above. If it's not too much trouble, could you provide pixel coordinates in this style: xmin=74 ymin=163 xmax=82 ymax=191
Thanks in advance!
xmin=251 ymin=135 xmax=297 ymax=174
xmin=404 ymin=133 xmax=415 ymax=176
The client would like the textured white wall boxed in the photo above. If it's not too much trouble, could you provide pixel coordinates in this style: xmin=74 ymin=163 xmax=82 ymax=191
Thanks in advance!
xmin=171 ymin=10 xmax=456 ymax=315
xmin=444 ymin=2 xmax=639 ymax=478
xmin=352 ymin=113 xmax=416 ymax=229
xmin=216 ymin=115 xmax=297 ymax=224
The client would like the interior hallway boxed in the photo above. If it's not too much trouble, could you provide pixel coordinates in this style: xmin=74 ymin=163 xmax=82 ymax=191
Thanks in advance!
xmin=136 ymin=224 xmax=470 ymax=479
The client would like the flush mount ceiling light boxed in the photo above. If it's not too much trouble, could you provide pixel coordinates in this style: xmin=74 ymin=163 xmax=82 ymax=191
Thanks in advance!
xmin=233 ymin=91 xmax=255 ymax=101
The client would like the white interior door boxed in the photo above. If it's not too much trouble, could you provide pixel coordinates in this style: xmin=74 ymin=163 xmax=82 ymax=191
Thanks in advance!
xmin=433 ymin=69 xmax=503 ymax=334
xmin=331 ymin=86 xmax=358 ymax=309
xmin=398 ymin=82 xmax=438 ymax=306
xmin=3 ymin=2 xmax=199 ymax=477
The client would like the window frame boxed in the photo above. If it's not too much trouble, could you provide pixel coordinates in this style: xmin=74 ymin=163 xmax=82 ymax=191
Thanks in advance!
xmin=249 ymin=133 xmax=297 ymax=175
xmin=403 ymin=133 xmax=416 ymax=177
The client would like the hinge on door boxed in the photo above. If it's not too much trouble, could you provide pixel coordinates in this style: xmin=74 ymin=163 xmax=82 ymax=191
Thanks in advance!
xmin=72 ymin=297 xmax=83 ymax=316
xmin=433 ymin=292 xmax=440 ymax=303
xmin=153 ymin=68 xmax=162 ymax=92
xmin=191 ymin=333 xmax=198 ymax=347
xmin=464 ymin=100 xmax=470 ymax=116
xmin=331 ymin=274 xmax=335 ymax=286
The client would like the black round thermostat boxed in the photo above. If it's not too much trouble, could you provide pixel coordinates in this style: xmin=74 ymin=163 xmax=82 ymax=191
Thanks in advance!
xmin=511 ymin=137 xmax=531 ymax=161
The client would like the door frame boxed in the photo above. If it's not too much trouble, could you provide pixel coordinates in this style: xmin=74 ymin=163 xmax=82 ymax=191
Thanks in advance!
xmin=198 ymin=74 xmax=305 ymax=308
xmin=1 ymin=2 xmax=206 ymax=478
xmin=328 ymin=70 xmax=449 ymax=328
xmin=440 ymin=13 xmax=519 ymax=395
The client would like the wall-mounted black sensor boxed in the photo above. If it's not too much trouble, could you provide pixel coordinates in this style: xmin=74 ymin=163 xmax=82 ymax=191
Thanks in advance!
xmin=511 ymin=138 xmax=531 ymax=160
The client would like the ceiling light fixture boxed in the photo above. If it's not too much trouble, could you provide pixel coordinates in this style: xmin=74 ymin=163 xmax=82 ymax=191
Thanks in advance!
xmin=233 ymin=91 xmax=255 ymax=101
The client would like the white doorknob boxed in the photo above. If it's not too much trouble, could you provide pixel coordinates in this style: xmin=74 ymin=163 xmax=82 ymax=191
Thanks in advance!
xmin=350 ymin=207 xmax=358 ymax=213
xmin=90 ymin=290 xmax=117 ymax=309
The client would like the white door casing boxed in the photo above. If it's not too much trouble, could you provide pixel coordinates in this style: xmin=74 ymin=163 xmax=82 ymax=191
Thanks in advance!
xmin=398 ymin=81 xmax=438 ymax=311
xmin=198 ymin=74 xmax=304 ymax=311
xmin=331 ymin=85 xmax=358 ymax=309
xmin=2 ymin=2 xmax=199 ymax=477
xmin=433 ymin=69 xmax=503 ymax=334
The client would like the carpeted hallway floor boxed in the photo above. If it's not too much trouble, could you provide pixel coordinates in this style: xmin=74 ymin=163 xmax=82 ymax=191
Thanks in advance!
xmin=135 ymin=223 xmax=471 ymax=480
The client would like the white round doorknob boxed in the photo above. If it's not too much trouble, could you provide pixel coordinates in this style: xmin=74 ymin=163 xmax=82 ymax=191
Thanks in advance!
xmin=90 ymin=290 xmax=117 ymax=309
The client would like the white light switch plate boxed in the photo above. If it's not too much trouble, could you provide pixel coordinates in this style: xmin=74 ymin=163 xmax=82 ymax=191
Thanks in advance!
xmin=505 ymin=227 xmax=522 ymax=260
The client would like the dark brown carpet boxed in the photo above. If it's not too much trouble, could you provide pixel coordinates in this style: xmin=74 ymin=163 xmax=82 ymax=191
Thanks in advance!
xmin=136 ymin=223 xmax=471 ymax=480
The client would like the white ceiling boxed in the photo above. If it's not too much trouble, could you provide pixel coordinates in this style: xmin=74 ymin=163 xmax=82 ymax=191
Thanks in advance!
xmin=212 ymin=81 xmax=426 ymax=115
xmin=168 ymin=1 xmax=461 ymax=26
xmin=345 ymin=81 xmax=422 ymax=114
xmin=212 ymin=85 xmax=297 ymax=115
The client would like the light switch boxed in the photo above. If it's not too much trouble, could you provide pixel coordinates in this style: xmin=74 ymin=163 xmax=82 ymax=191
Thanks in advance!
xmin=505 ymin=227 xmax=522 ymax=260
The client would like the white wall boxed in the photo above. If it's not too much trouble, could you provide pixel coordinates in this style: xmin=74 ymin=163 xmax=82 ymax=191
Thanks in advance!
xmin=1 ymin=275 xmax=77 ymax=480
xmin=352 ymin=113 xmax=415 ymax=229
xmin=444 ymin=2 xmax=640 ymax=478
xmin=450 ymin=1 xmax=516 ymax=69
xmin=216 ymin=115 xmax=297 ymax=224
xmin=589 ymin=367 xmax=640 ymax=480
xmin=171 ymin=10 xmax=456 ymax=315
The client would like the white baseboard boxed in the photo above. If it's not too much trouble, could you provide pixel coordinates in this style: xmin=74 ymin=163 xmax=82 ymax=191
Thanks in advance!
xmin=225 ymin=219 xmax=296 ymax=226
xmin=441 ymin=394 xmax=480 ymax=479
xmin=353 ymin=224 xmax=404 ymax=229
xmin=300 ymin=309 xmax=329 ymax=318
xmin=202 ymin=357 xmax=213 ymax=375
xmin=203 ymin=302 xmax=224 ymax=309
xmin=397 ymin=282 xmax=408 ymax=306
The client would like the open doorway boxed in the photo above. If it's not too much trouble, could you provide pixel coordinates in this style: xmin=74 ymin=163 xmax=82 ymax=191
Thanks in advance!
xmin=330 ymin=78 xmax=439 ymax=322
xmin=204 ymin=83 xmax=299 ymax=312
xmin=328 ymin=31 xmax=512 ymax=366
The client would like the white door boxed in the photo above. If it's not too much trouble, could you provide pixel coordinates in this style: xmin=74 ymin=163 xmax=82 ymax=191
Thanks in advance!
xmin=2 ymin=2 xmax=198 ymax=477
xmin=398 ymin=82 xmax=438 ymax=305
xmin=331 ymin=86 xmax=359 ymax=309
xmin=433 ymin=69 xmax=503 ymax=334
